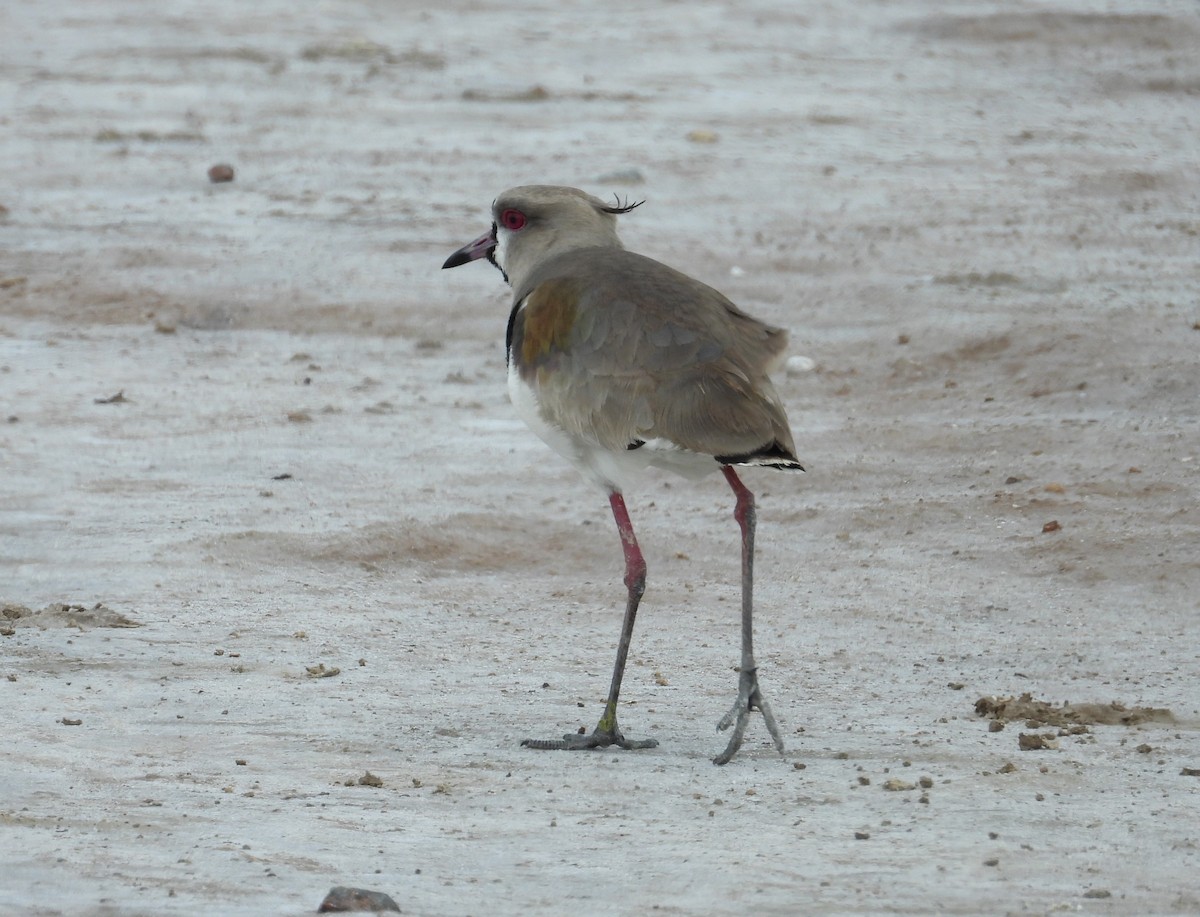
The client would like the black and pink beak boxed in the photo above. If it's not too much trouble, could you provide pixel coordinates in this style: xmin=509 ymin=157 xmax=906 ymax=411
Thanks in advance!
xmin=442 ymin=224 xmax=497 ymax=270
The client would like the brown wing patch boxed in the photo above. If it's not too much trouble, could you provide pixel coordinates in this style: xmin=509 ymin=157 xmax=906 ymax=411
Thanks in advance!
xmin=520 ymin=278 xmax=581 ymax=367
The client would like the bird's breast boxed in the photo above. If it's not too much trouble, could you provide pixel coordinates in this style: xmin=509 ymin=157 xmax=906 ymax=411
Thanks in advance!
xmin=510 ymin=278 xmax=584 ymax=374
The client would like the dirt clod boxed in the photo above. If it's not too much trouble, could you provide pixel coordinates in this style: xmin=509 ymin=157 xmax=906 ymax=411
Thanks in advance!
xmin=1018 ymin=733 xmax=1058 ymax=751
xmin=1 ymin=602 xmax=139 ymax=630
xmin=317 ymin=886 xmax=400 ymax=913
xmin=976 ymin=693 xmax=1174 ymax=727
xmin=306 ymin=663 xmax=340 ymax=678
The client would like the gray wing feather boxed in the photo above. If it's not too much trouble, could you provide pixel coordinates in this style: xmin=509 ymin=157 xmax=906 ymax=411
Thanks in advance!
xmin=518 ymin=248 xmax=796 ymax=459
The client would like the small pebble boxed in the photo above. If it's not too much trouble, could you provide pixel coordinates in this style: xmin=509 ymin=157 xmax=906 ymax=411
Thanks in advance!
xmin=318 ymin=886 xmax=400 ymax=913
xmin=786 ymin=355 xmax=817 ymax=376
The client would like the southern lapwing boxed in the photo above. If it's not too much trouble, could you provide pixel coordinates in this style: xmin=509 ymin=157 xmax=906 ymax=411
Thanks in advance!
xmin=443 ymin=185 xmax=803 ymax=764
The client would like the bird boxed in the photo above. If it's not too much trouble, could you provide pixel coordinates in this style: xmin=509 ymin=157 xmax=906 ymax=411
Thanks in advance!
xmin=442 ymin=185 xmax=803 ymax=764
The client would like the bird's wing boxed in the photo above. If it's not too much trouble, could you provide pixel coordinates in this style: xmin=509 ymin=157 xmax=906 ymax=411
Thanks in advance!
xmin=512 ymin=249 xmax=798 ymax=460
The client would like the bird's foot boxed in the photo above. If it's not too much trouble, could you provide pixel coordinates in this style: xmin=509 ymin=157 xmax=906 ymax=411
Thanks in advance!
xmin=522 ymin=725 xmax=658 ymax=753
xmin=713 ymin=667 xmax=785 ymax=765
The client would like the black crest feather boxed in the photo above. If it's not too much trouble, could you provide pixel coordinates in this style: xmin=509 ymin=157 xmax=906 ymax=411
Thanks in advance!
xmin=601 ymin=195 xmax=645 ymax=215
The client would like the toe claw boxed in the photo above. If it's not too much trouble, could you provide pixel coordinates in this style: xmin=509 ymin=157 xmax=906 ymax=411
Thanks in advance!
xmin=712 ymin=670 xmax=785 ymax=764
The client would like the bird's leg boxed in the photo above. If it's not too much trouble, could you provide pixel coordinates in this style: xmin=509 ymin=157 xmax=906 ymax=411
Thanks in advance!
xmin=713 ymin=466 xmax=785 ymax=765
xmin=522 ymin=490 xmax=659 ymax=753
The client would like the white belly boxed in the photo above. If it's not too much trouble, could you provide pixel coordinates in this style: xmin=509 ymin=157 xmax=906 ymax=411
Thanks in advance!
xmin=506 ymin=361 xmax=716 ymax=493
xmin=506 ymin=361 xmax=582 ymax=469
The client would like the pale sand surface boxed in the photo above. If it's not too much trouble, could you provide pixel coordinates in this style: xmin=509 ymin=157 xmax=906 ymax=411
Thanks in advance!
xmin=2 ymin=2 xmax=1198 ymax=914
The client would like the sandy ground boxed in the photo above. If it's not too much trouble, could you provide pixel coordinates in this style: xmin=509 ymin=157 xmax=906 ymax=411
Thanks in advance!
xmin=3 ymin=1 xmax=1199 ymax=914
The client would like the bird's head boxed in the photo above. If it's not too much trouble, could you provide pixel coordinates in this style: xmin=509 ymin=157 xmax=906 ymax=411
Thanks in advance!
xmin=442 ymin=185 xmax=643 ymax=291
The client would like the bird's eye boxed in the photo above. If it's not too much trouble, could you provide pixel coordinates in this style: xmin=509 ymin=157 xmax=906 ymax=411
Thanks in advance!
xmin=500 ymin=209 xmax=527 ymax=231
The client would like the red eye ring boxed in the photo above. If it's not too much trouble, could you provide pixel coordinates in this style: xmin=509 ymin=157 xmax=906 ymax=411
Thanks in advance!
xmin=500 ymin=208 xmax=526 ymax=231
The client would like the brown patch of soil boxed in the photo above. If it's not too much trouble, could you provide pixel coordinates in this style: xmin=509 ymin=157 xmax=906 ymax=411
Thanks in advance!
xmin=976 ymin=692 xmax=1174 ymax=727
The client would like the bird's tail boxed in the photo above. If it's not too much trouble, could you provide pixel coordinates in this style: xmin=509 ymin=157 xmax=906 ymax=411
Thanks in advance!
xmin=716 ymin=440 xmax=805 ymax=472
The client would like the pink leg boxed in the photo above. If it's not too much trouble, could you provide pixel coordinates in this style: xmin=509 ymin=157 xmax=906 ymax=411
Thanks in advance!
xmin=609 ymin=490 xmax=647 ymax=598
xmin=522 ymin=490 xmax=658 ymax=752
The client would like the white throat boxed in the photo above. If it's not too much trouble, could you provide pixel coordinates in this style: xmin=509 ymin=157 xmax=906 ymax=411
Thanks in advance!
xmin=493 ymin=228 xmax=514 ymax=286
